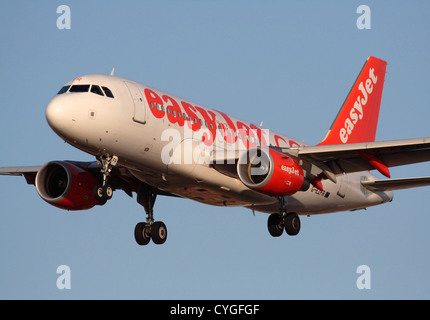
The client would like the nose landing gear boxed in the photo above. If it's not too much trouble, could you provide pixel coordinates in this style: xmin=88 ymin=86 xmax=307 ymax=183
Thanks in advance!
xmin=94 ymin=155 xmax=118 ymax=205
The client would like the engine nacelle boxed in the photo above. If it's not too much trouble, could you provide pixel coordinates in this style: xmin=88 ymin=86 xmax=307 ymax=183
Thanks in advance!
xmin=237 ymin=147 xmax=306 ymax=196
xmin=35 ymin=161 xmax=100 ymax=210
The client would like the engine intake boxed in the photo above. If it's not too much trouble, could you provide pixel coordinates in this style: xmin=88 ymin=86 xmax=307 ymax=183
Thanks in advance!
xmin=237 ymin=147 xmax=306 ymax=196
xmin=35 ymin=161 xmax=100 ymax=210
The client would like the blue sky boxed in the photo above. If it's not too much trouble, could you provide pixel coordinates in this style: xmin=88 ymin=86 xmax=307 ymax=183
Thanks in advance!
xmin=1 ymin=1 xmax=430 ymax=299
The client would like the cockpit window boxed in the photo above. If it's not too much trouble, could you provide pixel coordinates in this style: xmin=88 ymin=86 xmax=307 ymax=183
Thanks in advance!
xmin=90 ymin=85 xmax=104 ymax=96
xmin=69 ymin=84 xmax=90 ymax=93
xmin=57 ymin=83 xmax=114 ymax=98
xmin=102 ymin=86 xmax=114 ymax=98
xmin=57 ymin=85 xmax=70 ymax=95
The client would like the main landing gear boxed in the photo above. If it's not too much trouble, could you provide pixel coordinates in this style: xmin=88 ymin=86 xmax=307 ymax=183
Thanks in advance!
xmin=267 ymin=196 xmax=301 ymax=237
xmin=134 ymin=183 xmax=167 ymax=246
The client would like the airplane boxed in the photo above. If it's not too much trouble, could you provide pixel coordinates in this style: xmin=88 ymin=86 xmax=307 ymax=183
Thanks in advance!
xmin=2 ymin=56 xmax=430 ymax=246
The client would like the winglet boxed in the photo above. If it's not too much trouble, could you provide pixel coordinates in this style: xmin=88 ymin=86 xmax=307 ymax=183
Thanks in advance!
xmin=318 ymin=56 xmax=387 ymax=146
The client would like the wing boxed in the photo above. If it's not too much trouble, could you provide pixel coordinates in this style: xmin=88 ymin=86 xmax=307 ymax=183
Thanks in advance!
xmin=278 ymin=137 xmax=430 ymax=182
xmin=0 ymin=166 xmax=42 ymax=175
xmin=0 ymin=166 xmax=42 ymax=184
xmin=0 ymin=161 xmax=178 ymax=198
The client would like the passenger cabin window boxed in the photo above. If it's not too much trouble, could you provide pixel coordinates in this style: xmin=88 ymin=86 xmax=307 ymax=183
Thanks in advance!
xmin=90 ymin=85 xmax=104 ymax=96
xmin=102 ymin=86 xmax=114 ymax=98
xmin=69 ymin=84 xmax=90 ymax=92
xmin=57 ymin=85 xmax=70 ymax=95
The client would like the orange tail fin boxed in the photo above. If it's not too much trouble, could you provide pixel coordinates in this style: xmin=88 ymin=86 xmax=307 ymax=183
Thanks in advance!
xmin=318 ymin=56 xmax=387 ymax=146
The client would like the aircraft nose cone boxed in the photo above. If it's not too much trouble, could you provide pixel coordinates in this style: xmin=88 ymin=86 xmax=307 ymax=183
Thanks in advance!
xmin=45 ymin=95 xmax=76 ymax=138
xmin=46 ymin=97 xmax=61 ymax=130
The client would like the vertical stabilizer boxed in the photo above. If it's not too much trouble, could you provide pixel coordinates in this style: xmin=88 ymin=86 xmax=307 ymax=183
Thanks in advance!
xmin=318 ymin=56 xmax=387 ymax=146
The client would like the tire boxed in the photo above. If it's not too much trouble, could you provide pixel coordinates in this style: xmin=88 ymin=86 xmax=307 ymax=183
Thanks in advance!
xmin=102 ymin=185 xmax=113 ymax=200
xmin=151 ymin=221 xmax=167 ymax=245
xmin=94 ymin=185 xmax=107 ymax=205
xmin=134 ymin=222 xmax=150 ymax=245
xmin=267 ymin=214 xmax=284 ymax=237
xmin=284 ymin=213 xmax=301 ymax=236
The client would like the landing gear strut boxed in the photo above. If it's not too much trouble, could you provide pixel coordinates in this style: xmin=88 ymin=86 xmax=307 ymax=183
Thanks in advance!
xmin=134 ymin=183 xmax=167 ymax=245
xmin=267 ymin=196 xmax=301 ymax=237
xmin=94 ymin=155 xmax=118 ymax=205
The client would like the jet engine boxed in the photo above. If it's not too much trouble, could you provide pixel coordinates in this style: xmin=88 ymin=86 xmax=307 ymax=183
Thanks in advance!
xmin=35 ymin=161 xmax=100 ymax=210
xmin=237 ymin=147 xmax=307 ymax=196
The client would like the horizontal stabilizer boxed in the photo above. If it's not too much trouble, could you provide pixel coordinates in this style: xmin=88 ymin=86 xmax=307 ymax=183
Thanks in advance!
xmin=361 ymin=177 xmax=430 ymax=191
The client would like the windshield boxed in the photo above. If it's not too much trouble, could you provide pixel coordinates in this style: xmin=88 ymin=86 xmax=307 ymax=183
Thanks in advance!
xmin=69 ymin=84 xmax=90 ymax=93
xmin=57 ymin=85 xmax=70 ymax=94
xmin=57 ymin=84 xmax=114 ymax=98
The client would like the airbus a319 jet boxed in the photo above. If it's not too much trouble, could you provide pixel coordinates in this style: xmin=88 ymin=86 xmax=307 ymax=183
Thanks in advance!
xmin=2 ymin=56 xmax=430 ymax=246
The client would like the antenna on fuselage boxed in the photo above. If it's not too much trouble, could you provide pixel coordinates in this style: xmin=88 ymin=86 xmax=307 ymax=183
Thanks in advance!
xmin=110 ymin=68 xmax=115 ymax=76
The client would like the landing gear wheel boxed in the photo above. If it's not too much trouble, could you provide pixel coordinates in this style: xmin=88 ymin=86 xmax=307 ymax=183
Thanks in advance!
xmin=134 ymin=183 xmax=168 ymax=246
xmin=151 ymin=221 xmax=167 ymax=245
xmin=134 ymin=222 xmax=151 ymax=246
xmin=102 ymin=185 xmax=113 ymax=200
xmin=268 ymin=214 xmax=284 ymax=237
xmin=94 ymin=185 xmax=106 ymax=205
xmin=94 ymin=155 xmax=117 ymax=205
xmin=94 ymin=184 xmax=113 ymax=204
xmin=284 ymin=212 xmax=301 ymax=236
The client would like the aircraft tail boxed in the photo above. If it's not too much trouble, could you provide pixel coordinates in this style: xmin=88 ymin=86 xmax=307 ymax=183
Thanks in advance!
xmin=318 ymin=56 xmax=387 ymax=146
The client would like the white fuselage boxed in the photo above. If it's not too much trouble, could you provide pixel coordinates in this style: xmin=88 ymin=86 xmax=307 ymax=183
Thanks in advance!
xmin=45 ymin=74 xmax=393 ymax=215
